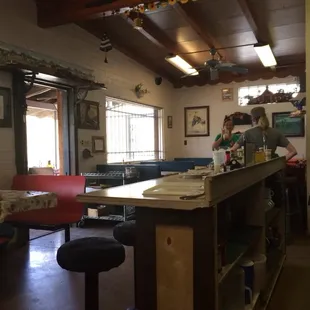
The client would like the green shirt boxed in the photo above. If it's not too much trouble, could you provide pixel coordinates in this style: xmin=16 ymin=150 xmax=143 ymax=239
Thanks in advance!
xmin=214 ymin=133 xmax=239 ymax=149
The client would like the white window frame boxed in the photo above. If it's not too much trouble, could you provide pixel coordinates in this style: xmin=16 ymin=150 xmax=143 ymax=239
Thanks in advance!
xmin=105 ymin=96 xmax=164 ymax=163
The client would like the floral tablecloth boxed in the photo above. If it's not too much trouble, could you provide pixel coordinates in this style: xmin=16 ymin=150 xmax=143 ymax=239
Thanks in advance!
xmin=0 ymin=190 xmax=57 ymax=223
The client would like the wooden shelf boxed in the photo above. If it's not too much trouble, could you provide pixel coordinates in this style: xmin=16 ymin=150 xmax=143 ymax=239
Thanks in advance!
xmin=245 ymin=292 xmax=260 ymax=310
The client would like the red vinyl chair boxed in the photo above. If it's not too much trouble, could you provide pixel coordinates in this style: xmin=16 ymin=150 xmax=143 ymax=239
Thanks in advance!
xmin=5 ymin=175 xmax=86 ymax=242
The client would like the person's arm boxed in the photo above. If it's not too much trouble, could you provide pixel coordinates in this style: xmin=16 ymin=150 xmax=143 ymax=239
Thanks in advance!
xmin=230 ymin=133 xmax=244 ymax=151
xmin=278 ymin=132 xmax=297 ymax=161
xmin=285 ymin=143 xmax=297 ymax=161
xmin=212 ymin=132 xmax=224 ymax=150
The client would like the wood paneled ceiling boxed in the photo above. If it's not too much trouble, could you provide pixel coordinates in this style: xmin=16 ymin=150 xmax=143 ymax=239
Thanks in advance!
xmin=35 ymin=0 xmax=305 ymax=87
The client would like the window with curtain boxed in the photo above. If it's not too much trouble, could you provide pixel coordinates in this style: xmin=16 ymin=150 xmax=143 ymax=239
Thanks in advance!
xmin=106 ymin=97 xmax=164 ymax=163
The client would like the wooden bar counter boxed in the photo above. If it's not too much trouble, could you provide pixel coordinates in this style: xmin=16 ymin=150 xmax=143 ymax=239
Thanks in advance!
xmin=77 ymin=157 xmax=286 ymax=310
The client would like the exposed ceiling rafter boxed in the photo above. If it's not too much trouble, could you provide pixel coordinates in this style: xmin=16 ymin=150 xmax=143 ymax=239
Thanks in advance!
xmin=77 ymin=19 xmax=177 ymax=85
xmin=36 ymin=0 xmax=152 ymax=28
xmin=124 ymin=12 xmax=196 ymax=67
xmin=172 ymin=3 xmax=227 ymax=60
xmin=236 ymin=0 xmax=273 ymax=45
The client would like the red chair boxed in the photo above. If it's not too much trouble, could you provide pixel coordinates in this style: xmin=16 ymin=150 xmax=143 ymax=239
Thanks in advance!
xmin=5 ymin=175 xmax=86 ymax=242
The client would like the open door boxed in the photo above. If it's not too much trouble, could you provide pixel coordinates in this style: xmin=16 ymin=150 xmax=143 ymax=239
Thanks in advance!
xmin=13 ymin=71 xmax=78 ymax=175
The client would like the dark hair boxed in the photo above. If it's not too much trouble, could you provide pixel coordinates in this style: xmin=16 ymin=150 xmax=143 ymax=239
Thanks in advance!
xmin=223 ymin=116 xmax=233 ymax=127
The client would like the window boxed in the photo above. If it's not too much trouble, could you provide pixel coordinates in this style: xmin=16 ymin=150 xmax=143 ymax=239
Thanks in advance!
xmin=106 ymin=97 xmax=164 ymax=163
xmin=238 ymin=82 xmax=299 ymax=106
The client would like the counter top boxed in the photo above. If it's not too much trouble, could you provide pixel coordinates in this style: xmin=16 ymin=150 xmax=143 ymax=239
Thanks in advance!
xmin=76 ymin=157 xmax=286 ymax=210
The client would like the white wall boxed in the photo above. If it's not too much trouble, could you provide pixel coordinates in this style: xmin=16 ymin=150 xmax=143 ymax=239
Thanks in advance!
xmin=171 ymin=76 xmax=305 ymax=158
xmin=0 ymin=0 xmax=174 ymax=175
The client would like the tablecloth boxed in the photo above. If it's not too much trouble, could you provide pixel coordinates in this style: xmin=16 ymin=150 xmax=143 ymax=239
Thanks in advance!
xmin=0 ymin=190 xmax=57 ymax=223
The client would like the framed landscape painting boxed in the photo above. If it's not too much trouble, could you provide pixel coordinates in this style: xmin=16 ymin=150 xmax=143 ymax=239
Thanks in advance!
xmin=272 ymin=112 xmax=305 ymax=137
xmin=184 ymin=106 xmax=210 ymax=137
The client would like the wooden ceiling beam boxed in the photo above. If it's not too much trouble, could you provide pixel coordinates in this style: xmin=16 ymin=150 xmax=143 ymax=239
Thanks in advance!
xmin=125 ymin=12 xmax=196 ymax=66
xmin=77 ymin=20 xmax=177 ymax=85
xmin=172 ymin=3 xmax=227 ymax=60
xmin=236 ymin=0 xmax=273 ymax=45
xmin=37 ymin=0 xmax=153 ymax=28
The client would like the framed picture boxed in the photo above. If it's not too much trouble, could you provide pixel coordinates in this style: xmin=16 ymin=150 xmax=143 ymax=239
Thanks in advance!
xmin=0 ymin=87 xmax=12 ymax=128
xmin=77 ymin=100 xmax=100 ymax=130
xmin=222 ymin=88 xmax=233 ymax=101
xmin=92 ymin=136 xmax=105 ymax=153
xmin=272 ymin=112 xmax=305 ymax=137
xmin=184 ymin=106 xmax=210 ymax=137
xmin=167 ymin=115 xmax=173 ymax=129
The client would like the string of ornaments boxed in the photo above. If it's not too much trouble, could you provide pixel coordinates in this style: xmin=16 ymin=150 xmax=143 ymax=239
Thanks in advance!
xmin=105 ymin=0 xmax=197 ymax=17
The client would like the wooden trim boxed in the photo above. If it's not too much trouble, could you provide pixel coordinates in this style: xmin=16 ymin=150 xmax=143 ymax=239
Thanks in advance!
xmin=204 ymin=157 xmax=286 ymax=206
xmin=57 ymin=90 xmax=64 ymax=175
xmin=12 ymin=70 xmax=28 ymax=174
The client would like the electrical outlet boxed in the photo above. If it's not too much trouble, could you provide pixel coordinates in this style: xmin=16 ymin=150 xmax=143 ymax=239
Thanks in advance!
xmin=184 ymin=140 xmax=187 ymax=146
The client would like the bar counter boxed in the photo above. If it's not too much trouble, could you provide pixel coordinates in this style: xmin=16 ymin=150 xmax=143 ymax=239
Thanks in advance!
xmin=77 ymin=157 xmax=286 ymax=310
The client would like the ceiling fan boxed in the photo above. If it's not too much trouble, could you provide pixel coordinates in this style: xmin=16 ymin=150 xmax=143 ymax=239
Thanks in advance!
xmin=181 ymin=48 xmax=248 ymax=80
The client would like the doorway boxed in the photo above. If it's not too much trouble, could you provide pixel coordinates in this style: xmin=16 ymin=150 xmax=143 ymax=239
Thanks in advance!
xmin=23 ymin=80 xmax=76 ymax=175
xmin=26 ymin=84 xmax=62 ymax=173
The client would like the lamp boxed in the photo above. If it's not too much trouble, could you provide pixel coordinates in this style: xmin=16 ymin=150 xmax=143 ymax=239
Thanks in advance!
xmin=165 ymin=55 xmax=198 ymax=76
xmin=254 ymin=43 xmax=277 ymax=67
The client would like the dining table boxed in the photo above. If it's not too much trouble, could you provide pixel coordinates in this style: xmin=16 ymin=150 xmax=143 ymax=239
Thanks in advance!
xmin=0 ymin=190 xmax=57 ymax=246
xmin=0 ymin=190 xmax=57 ymax=223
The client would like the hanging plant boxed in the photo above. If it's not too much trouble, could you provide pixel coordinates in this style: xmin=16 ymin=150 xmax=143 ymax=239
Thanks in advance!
xmin=133 ymin=83 xmax=150 ymax=98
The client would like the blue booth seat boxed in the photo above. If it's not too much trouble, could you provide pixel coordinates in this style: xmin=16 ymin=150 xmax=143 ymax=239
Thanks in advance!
xmin=174 ymin=157 xmax=213 ymax=166
xmin=140 ymin=161 xmax=194 ymax=172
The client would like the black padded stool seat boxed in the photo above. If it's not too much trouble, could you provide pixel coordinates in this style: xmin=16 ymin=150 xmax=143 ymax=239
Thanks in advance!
xmin=56 ymin=237 xmax=125 ymax=310
xmin=113 ymin=220 xmax=136 ymax=246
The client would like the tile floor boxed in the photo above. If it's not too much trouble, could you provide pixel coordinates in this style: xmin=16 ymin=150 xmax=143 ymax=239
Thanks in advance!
xmin=0 ymin=227 xmax=309 ymax=310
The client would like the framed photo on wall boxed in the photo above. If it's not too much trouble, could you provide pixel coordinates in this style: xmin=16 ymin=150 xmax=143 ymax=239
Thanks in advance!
xmin=77 ymin=100 xmax=100 ymax=130
xmin=0 ymin=87 xmax=12 ymax=128
xmin=167 ymin=115 xmax=173 ymax=129
xmin=272 ymin=112 xmax=305 ymax=137
xmin=92 ymin=136 xmax=105 ymax=153
xmin=184 ymin=106 xmax=210 ymax=137
xmin=222 ymin=88 xmax=233 ymax=101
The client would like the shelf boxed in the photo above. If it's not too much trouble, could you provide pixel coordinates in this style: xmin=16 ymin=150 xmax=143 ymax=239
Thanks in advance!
xmin=83 ymin=214 xmax=124 ymax=221
xmin=219 ymin=244 xmax=247 ymax=283
xmin=261 ymin=254 xmax=286 ymax=310
xmin=219 ymin=226 xmax=262 ymax=283
xmin=266 ymin=208 xmax=281 ymax=224
xmin=245 ymin=292 xmax=260 ymax=310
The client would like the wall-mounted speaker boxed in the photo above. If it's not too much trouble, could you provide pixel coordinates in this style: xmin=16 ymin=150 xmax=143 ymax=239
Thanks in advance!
xmin=155 ymin=76 xmax=162 ymax=85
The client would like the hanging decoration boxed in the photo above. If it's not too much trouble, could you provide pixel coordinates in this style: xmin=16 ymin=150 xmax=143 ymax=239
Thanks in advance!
xmin=100 ymin=33 xmax=113 ymax=63
xmin=105 ymin=0 xmax=195 ymax=18
xmin=133 ymin=83 xmax=150 ymax=99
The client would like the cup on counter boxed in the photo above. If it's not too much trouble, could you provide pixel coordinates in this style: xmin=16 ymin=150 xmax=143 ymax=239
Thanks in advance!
xmin=264 ymin=149 xmax=272 ymax=161
xmin=213 ymin=150 xmax=225 ymax=174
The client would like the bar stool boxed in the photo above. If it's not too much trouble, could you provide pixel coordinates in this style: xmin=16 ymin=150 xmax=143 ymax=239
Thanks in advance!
xmin=113 ymin=220 xmax=136 ymax=247
xmin=56 ymin=237 xmax=125 ymax=310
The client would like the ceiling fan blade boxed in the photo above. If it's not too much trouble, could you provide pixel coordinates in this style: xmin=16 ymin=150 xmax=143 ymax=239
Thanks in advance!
xmin=218 ymin=65 xmax=248 ymax=74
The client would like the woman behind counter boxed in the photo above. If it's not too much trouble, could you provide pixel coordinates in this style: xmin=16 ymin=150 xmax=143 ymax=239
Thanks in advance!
xmin=212 ymin=116 xmax=239 ymax=150
xmin=231 ymin=107 xmax=297 ymax=161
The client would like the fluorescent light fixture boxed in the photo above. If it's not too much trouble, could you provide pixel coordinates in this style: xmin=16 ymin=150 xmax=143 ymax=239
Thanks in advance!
xmin=165 ymin=55 xmax=198 ymax=76
xmin=254 ymin=44 xmax=277 ymax=67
